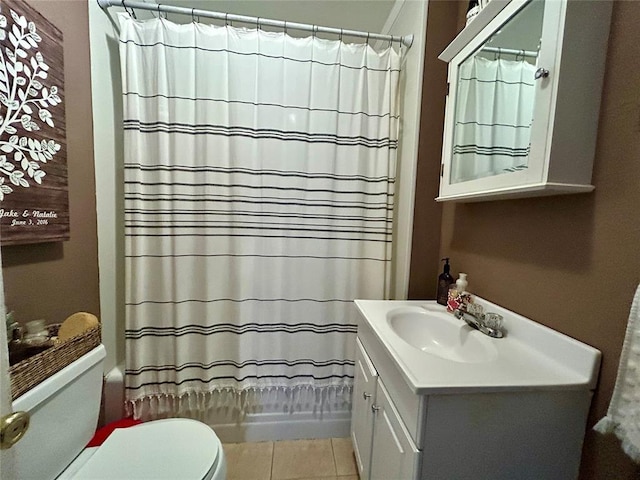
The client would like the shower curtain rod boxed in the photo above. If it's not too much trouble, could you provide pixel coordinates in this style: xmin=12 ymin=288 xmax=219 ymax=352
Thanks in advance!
xmin=481 ymin=46 xmax=538 ymax=58
xmin=97 ymin=0 xmax=414 ymax=48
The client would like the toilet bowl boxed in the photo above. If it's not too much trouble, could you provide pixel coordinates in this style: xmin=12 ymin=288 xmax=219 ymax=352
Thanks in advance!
xmin=11 ymin=345 xmax=226 ymax=480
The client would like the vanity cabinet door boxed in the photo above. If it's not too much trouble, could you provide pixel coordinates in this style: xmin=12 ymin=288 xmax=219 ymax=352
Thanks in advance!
xmin=351 ymin=338 xmax=378 ymax=480
xmin=370 ymin=380 xmax=421 ymax=480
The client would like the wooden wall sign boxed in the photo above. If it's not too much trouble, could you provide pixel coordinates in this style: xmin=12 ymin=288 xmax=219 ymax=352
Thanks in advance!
xmin=0 ymin=0 xmax=68 ymax=245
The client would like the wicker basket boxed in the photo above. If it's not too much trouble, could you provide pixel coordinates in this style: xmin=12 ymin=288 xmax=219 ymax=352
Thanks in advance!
xmin=9 ymin=324 xmax=101 ymax=400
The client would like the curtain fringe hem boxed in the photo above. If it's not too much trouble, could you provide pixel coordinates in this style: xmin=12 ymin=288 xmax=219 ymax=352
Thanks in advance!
xmin=125 ymin=384 xmax=353 ymax=421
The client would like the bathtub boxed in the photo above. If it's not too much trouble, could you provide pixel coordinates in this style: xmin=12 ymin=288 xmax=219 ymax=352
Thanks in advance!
xmin=104 ymin=363 xmax=350 ymax=442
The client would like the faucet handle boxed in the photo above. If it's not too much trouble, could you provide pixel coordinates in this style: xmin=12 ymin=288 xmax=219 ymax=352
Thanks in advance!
xmin=466 ymin=303 xmax=484 ymax=318
xmin=483 ymin=313 xmax=503 ymax=331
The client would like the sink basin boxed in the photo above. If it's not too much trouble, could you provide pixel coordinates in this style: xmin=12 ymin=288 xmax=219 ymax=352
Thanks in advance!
xmin=356 ymin=298 xmax=602 ymax=394
xmin=386 ymin=307 xmax=498 ymax=364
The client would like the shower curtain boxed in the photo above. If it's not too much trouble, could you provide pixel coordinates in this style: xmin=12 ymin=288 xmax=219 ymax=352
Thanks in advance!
xmin=118 ymin=15 xmax=400 ymax=419
xmin=451 ymin=56 xmax=536 ymax=183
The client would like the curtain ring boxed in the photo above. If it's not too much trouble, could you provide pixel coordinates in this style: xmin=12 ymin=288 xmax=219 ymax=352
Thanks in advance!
xmin=122 ymin=0 xmax=136 ymax=19
xmin=257 ymin=17 xmax=261 ymax=29
xmin=389 ymin=36 xmax=393 ymax=48
xmin=366 ymin=32 xmax=370 ymax=45
xmin=157 ymin=3 xmax=164 ymax=19
xmin=284 ymin=21 xmax=287 ymax=35
xmin=340 ymin=28 xmax=343 ymax=42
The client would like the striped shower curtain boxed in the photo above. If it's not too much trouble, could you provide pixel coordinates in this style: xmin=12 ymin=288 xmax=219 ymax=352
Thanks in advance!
xmin=118 ymin=15 xmax=400 ymax=419
xmin=451 ymin=56 xmax=536 ymax=184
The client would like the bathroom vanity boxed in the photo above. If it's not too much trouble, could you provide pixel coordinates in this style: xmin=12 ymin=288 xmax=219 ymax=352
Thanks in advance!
xmin=437 ymin=0 xmax=612 ymax=202
xmin=351 ymin=299 xmax=600 ymax=480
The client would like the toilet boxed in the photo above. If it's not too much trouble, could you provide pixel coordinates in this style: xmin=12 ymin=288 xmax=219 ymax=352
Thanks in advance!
xmin=11 ymin=345 xmax=226 ymax=480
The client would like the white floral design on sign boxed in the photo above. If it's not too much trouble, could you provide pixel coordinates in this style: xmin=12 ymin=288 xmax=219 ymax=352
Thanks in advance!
xmin=0 ymin=6 xmax=62 ymax=201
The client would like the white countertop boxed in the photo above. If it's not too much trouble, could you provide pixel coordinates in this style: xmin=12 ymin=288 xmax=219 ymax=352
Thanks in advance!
xmin=354 ymin=299 xmax=601 ymax=395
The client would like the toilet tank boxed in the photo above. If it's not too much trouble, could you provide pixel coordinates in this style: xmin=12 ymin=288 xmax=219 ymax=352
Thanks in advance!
xmin=11 ymin=345 xmax=106 ymax=480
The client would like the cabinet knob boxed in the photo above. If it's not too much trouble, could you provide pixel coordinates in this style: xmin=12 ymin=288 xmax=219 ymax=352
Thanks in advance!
xmin=535 ymin=67 xmax=550 ymax=79
xmin=363 ymin=392 xmax=372 ymax=400
xmin=371 ymin=404 xmax=381 ymax=412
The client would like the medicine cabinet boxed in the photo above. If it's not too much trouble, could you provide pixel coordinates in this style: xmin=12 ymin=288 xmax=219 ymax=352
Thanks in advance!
xmin=437 ymin=0 xmax=612 ymax=202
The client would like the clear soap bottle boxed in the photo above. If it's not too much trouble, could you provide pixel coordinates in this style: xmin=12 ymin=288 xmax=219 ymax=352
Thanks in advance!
xmin=456 ymin=273 xmax=468 ymax=293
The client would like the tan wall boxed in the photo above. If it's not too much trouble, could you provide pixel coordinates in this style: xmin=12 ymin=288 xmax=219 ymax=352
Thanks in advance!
xmin=410 ymin=1 xmax=640 ymax=478
xmin=2 ymin=1 xmax=99 ymax=328
xmin=407 ymin=1 xmax=458 ymax=299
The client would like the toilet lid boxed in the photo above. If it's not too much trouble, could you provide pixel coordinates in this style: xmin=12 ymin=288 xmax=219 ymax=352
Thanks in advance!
xmin=74 ymin=419 xmax=221 ymax=479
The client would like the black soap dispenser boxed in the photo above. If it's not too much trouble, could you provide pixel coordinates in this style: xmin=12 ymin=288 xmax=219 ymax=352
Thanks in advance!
xmin=436 ymin=258 xmax=454 ymax=305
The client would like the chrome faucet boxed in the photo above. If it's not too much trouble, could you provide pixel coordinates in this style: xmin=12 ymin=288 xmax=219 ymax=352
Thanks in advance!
xmin=454 ymin=308 xmax=504 ymax=338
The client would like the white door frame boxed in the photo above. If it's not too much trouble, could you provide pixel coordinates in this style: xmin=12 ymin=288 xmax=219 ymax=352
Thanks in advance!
xmin=0 ymin=248 xmax=17 ymax=477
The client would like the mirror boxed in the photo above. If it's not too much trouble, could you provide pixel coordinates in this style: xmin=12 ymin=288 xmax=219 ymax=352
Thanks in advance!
xmin=450 ymin=0 xmax=544 ymax=184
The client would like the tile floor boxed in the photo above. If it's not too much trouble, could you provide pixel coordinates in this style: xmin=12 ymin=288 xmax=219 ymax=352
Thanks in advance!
xmin=223 ymin=437 xmax=359 ymax=480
